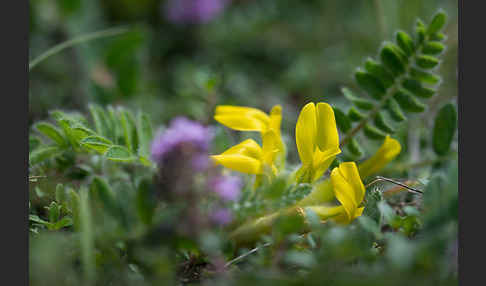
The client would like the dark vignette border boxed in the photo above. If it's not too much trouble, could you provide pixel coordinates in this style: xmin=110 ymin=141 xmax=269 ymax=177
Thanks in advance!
xmin=1 ymin=0 xmax=29 ymax=285
xmin=459 ymin=0 xmax=484 ymax=285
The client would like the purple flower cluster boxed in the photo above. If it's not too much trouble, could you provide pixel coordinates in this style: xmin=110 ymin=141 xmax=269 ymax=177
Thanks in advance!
xmin=209 ymin=175 xmax=242 ymax=202
xmin=150 ymin=116 xmax=241 ymax=227
xmin=165 ymin=0 xmax=230 ymax=24
xmin=151 ymin=117 xmax=212 ymax=166
xmin=209 ymin=175 xmax=241 ymax=225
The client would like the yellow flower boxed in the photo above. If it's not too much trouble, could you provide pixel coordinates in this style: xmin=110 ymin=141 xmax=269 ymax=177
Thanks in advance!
xmin=214 ymin=105 xmax=280 ymax=133
xmin=214 ymin=104 xmax=285 ymax=168
xmin=358 ymin=135 xmax=401 ymax=179
xmin=295 ymin=102 xmax=341 ymax=183
xmin=211 ymin=131 xmax=279 ymax=176
xmin=304 ymin=162 xmax=365 ymax=224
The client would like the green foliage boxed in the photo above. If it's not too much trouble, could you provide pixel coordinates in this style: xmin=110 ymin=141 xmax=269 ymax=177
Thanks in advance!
xmin=29 ymin=105 xmax=154 ymax=167
xmin=338 ymin=10 xmax=448 ymax=155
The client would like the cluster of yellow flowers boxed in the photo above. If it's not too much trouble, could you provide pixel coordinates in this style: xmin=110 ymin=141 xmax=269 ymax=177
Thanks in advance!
xmin=211 ymin=102 xmax=401 ymax=225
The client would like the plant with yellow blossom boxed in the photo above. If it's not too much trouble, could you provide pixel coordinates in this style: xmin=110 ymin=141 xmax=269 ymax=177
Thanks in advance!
xmin=211 ymin=102 xmax=402 ymax=244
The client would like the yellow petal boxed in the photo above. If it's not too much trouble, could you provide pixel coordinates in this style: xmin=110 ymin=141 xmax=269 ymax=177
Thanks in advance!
xmin=353 ymin=207 xmax=365 ymax=219
xmin=262 ymin=130 xmax=278 ymax=165
xmin=211 ymin=139 xmax=264 ymax=174
xmin=315 ymin=102 xmax=340 ymax=152
xmin=218 ymin=138 xmax=262 ymax=159
xmin=269 ymin=105 xmax=286 ymax=169
xmin=269 ymin=105 xmax=282 ymax=138
xmin=211 ymin=154 xmax=262 ymax=174
xmin=358 ymin=135 xmax=401 ymax=179
xmin=296 ymin=102 xmax=317 ymax=165
xmin=331 ymin=164 xmax=358 ymax=221
xmin=311 ymin=147 xmax=341 ymax=182
xmin=214 ymin=105 xmax=270 ymax=132
xmin=337 ymin=162 xmax=366 ymax=205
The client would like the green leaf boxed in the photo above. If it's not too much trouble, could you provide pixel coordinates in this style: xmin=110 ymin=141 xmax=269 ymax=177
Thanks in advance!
xmin=363 ymin=189 xmax=383 ymax=223
xmin=55 ymin=184 xmax=67 ymax=204
xmin=119 ymin=108 xmax=138 ymax=153
xmin=415 ymin=19 xmax=426 ymax=45
xmin=374 ymin=112 xmax=395 ymax=133
xmin=393 ymin=90 xmax=426 ymax=113
xmin=29 ymin=146 xmax=63 ymax=165
xmin=347 ymin=138 xmax=363 ymax=157
xmin=380 ymin=43 xmax=407 ymax=76
xmin=70 ymin=125 xmax=95 ymax=142
xmin=396 ymin=31 xmax=415 ymax=56
xmin=432 ymin=103 xmax=457 ymax=155
xmin=386 ymin=98 xmax=406 ymax=122
xmin=35 ymin=122 xmax=67 ymax=146
xmin=29 ymin=136 xmax=42 ymax=151
xmin=342 ymin=87 xmax=374 ymax=110
xmin=262 ymin=176 xmax=288 ymax=200
xmin=55 ymin=118 xmax=76 ymax=146
xmin=126 ymin=110 xmax=139 ymax=153
xmin=355 ymin=69 xmax=386 ymax=99
xmin=29 ymin=214 xmax=49 ymax=225
xmin=47 ymin=202 xmax=60 ymax=223
xmin=422 ymin=41 xmax=445 ymax=55
xmin=364 ymin=58 xmax=395 ymax=88
xmin=80 ymin=136 xmax=113 ymax=153
xmin=348 ymin=107 xmax=365 ymax=122
xmin=107 ymin=106 xmax=121 ymax=144
xmin=364 ymin=124 xmax=387 ymax=140
xmin=53 ymin=217 xmax=73 ymax=230
xmin=105 ymin=145 xmax=135 ymax=162
xmin=410 ymin=68 xmax=441 ymax=85
xmin=136 ymin=178 xmax=156 ymax=225
xmin=416 ymin=55 xmax=439 ymax=69
xmin=333 ymin=107 xmax=352 ymax=132
xmin=427 ymin=10 xmax=447 ymax=36
xmin=88 ymin=104 xmax=111 ymax=138
xmin=137 ymin=113 xmax=153 ymax=157
xmin=402 ymin=78 xmax=435 ymax=98
xmin=91 ymin=177 xmax=121 ymax=219
xmin=430 ymin=32 xmax=446 ymax=41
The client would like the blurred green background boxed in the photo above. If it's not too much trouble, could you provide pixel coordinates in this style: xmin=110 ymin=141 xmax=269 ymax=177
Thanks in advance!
xmin=29 ymin=0 xmax=457 ymax=127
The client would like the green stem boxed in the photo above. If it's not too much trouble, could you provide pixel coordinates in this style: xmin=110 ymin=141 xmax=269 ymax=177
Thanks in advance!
xmin=29 ymin=27 xmax=129 ymax=71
